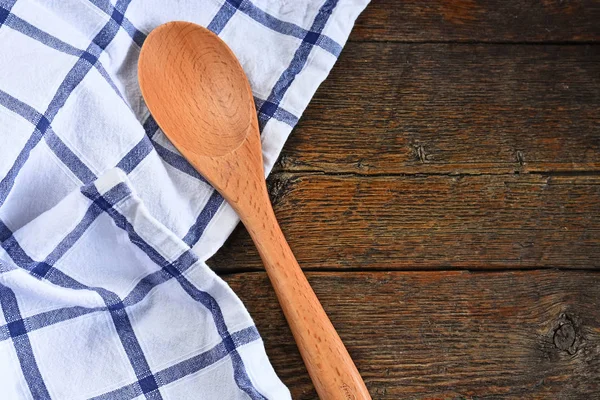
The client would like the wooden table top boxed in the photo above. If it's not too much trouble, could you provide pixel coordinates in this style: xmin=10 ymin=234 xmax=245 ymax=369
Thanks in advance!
xmin=208 ymin=1 xmax=600 ymax=398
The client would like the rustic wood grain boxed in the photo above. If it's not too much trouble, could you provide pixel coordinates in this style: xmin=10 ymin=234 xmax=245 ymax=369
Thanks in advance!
xmin=223 ymin=270 xmax=600 ymax=399
xmin=351 ymin=0 xmax=600 ymax=43
xmin=208 ymin=174 xmax=600 ymax=272
xmin=273 ymin=43 xmax=600 ymax=175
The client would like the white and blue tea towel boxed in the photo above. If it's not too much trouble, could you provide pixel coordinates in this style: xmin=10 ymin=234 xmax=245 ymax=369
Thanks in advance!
xmin=0 ymin=0 xmax=368 ymax=398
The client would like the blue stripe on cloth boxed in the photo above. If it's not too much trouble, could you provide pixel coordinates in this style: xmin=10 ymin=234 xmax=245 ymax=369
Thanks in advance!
xmin=254 ymin=97 xmax=299 ymax=130
xmin=0 ymin=92 xmax=44 ymax=207
xmin=124 ymin=18 xmax=146 ymax=47
xmin=95 ymin=61 xmax=129 ymax=101
xmin=122 ymin=267 xmax=181 ymax=308
xmin=0 ymin=8 xmax=9 ymax=26
xmin=120 ymin=249 xmax=198 ymax=308
xmin=43 ymin=51 xmax=96 ymax=122
xmin=115 ymin=113 xmax=206 ymax=180
xmin=0 ymin=258 xmax=15 ymax=274
xmin=86 ymin=0 xmax=145 ymax=46
xmin=44 ymin=129 xmax=97 ymax=183
xmin=0 ymin=305 xmax=105 ymax=342
xmin=1 ymin=234 xmax=36 ymax=267
xmin=0 ymin=270 xmax=157 ymax=345
xmin=99 ymin=290 xmax=161 ymax=399
xmin=158 ymin=325 xmax=261 ymax=391
xmin=116 ymin=135 xmax=154 ymax=174
xmin=116 ymin=113 xmax=207 ymax=180
xmin=38 ymin=0 xmax=131 ymax=124
xmin=115 ymin=115 xmax=160 ymax=174
xmin=0 ymin=218 xmax=12 ymax=242
xmin=182 ymin=190 xmax=224 ymax=247
xmin=143 ymin=115 xmax=159 ymax=138
xmin=0 ymin=89 xmax=42 ymax=122
xmin=0 ymin=283 xmax=51 ymax=399
xmin=258 ymin=0 xmax=338 ymax=127
xmin=1 ymin=235 xmax=90 ymax=289
xmin=2 ymin=11 xmax=81 ymax=57
xmin=0 ymin=0 xmax=16 ymax=25
xmin=91 ymin=325 xmax=261 ymax=400
xmin=82 ymin=186 xmax=265 ymax=399
xmin=233 ymin=0 xmax=342 ymax=56
xmin=153 ymin=142 xmax=205 ymax=181
xmin=207 ymin=0 xmax=241 ymax=34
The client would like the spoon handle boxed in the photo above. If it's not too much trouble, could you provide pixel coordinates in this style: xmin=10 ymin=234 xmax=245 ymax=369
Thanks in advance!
xmin=246 ymin=206 xmax=371 ymax=400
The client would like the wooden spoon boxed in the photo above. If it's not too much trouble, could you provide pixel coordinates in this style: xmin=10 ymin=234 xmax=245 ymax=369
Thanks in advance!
xmin=138 ymin=21 xmax=371 ymax=400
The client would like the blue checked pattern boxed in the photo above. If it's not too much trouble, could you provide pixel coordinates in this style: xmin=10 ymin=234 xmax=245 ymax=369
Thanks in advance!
xmin=0 ymin=0 xmax=368 ymax=398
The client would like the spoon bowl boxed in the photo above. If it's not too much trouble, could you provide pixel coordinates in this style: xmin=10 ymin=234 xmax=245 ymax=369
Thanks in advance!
xmin=140 ymin=22 xmax=253 ymax=158
xmin=139 ymin=21 xmax=371 ymax=400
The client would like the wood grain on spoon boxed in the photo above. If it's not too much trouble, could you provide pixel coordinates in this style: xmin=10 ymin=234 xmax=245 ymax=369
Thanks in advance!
xmin=138 ymin=21 xmax=371 ymax=400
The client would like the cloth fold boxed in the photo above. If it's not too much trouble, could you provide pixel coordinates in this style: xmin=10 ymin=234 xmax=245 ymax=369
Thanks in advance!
xmin=0 ymin=0 xmax=368 ymax=398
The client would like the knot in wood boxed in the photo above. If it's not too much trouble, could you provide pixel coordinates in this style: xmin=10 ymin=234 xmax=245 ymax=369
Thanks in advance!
xmin=553 ymin=321 xmax=576 ymax=353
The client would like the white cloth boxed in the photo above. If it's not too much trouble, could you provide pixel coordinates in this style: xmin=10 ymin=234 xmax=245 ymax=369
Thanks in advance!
xmin=0 ymin=0 xmax=368 ymax=398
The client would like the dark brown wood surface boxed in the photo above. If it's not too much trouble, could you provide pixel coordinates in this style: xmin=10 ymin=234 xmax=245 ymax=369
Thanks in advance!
xmin=210 ymin=2 xmax=600 ymax=398
xmin=276 ymin=43 xmax=600 ymax=175
xmin=352 ymin=0 xmax=600 ymax=43
xmin=224 ymin=271 xmax=600 ymax=399
xmin=211 ymin=174 xmax=600 ymax=271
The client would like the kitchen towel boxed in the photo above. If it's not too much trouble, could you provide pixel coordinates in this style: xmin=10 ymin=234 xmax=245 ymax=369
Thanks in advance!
xmin=0 ymin=0 xmax=368 ymax=398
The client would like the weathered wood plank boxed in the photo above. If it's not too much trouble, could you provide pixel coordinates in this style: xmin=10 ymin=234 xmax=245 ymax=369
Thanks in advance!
xmin=274 ymin=43 xmax=600 ymax=175
xmin=352 ymin=0 xmax=600 ymax=43
xmin=208 ymin=174 xmax=600 ymax=271
xmin=223 ymin=270 xmax=600 ymax=399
